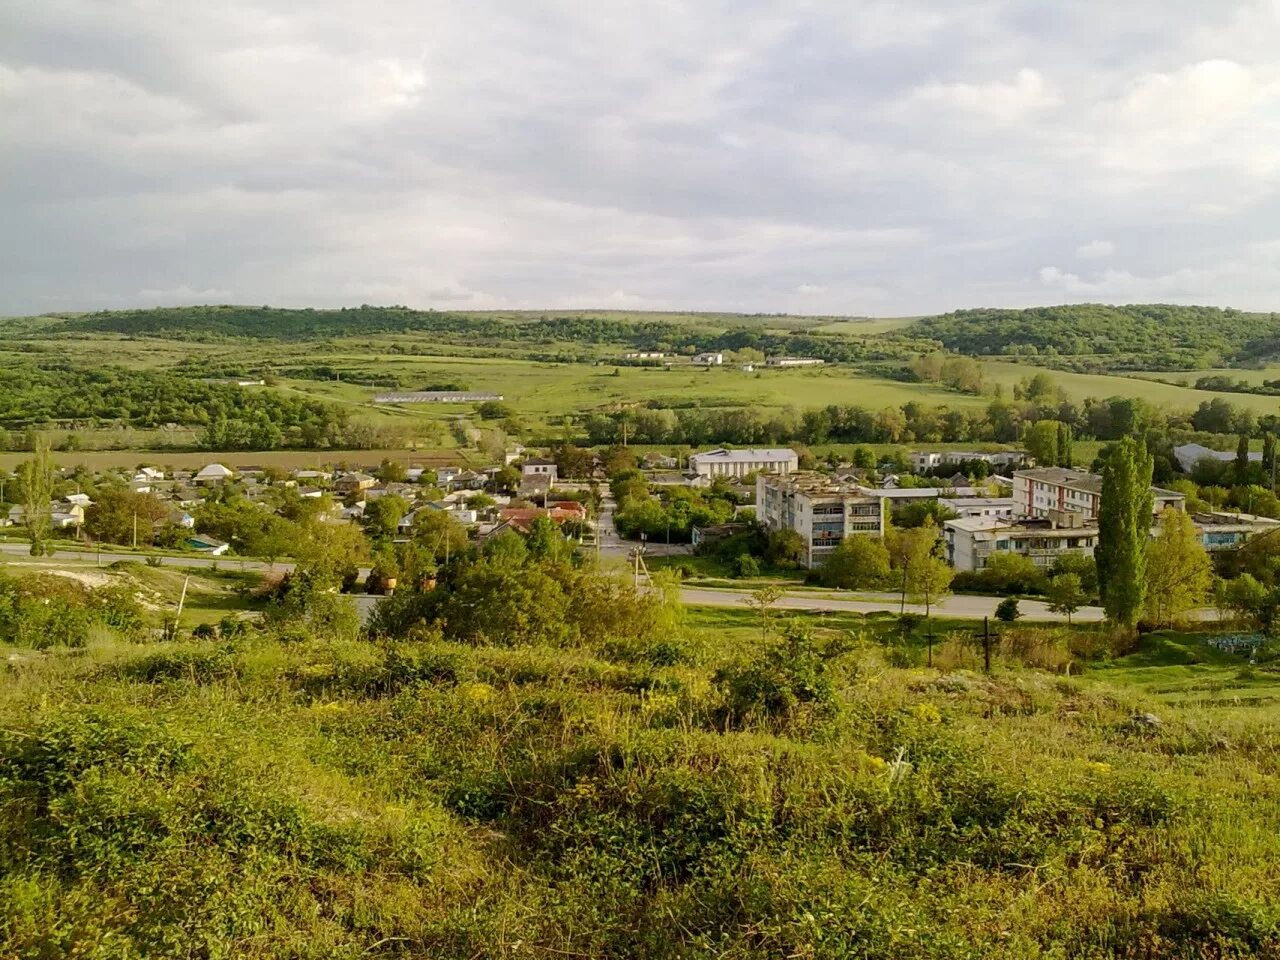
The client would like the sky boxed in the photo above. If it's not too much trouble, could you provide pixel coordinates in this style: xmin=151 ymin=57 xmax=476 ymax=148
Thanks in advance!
xmin=5 ymin=0 xmax=1280 ymax=317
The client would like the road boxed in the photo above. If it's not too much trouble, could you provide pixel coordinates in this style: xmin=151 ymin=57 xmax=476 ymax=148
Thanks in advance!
xmin=680 ymin=587 xmax=1106 ymax=623
xmin=2 ymin=542 xmax=1101 ymax=623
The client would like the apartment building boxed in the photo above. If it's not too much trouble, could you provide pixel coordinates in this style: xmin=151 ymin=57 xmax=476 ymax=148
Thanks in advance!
xmin=939 ymin=496 xmax=1015 ymax=520
xmin=944 ymin=512 xmax=1099 ymax=572
xmin=757 ymin=473 xmax=888 ymax=568
xmin=1012 ymin=467 xmax=1183 ymax=520
xmin=946 ymin=508 xmax=1280 ymax=573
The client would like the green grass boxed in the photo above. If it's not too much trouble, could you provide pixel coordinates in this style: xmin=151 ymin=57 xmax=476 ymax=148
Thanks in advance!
xmin=981 ymin=360 xmax=1280 ymax=414
xmin=1089 ymin=630 xmax=1280 ymax=711
xmin=2 ymin=573 xmax=1279 ymax=956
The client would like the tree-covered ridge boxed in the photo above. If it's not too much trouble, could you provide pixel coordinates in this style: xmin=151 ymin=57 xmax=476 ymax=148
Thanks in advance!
xmin=24 ymin=305 xmax=925 ymax=362
xmin=903 ymin=304 xmax=1280 ymax=366
xmin=0 ymin=362 xmax=342 ymax=435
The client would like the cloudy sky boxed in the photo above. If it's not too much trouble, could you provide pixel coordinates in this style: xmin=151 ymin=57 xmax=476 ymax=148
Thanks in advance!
xmin=4 ymin=1 xmax=1280 ymax=317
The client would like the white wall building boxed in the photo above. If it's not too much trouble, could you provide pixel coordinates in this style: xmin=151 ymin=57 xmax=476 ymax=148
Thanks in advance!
xmin=945 ymin=514 xmax=1099 ymax=572
xmin=689 ymin=448 xmax=798 ymax=478
xmin=691 ymin=352 xmax=724 ymax=365
xmin=1173 ymin=443 xmax=1262 ymax=474
xmin=757 ymin=473 xmax=887 ymax=568
xmin=939 ymin=497 xmax=1015 ymax=520
xmin=521 ymin=458 xmax=559 ymax=483
xmin=764 ymin=356 xmax=824 ymax=367
xmin=911 ymin=450 xmax=1026 ymax=473
xmin=1012 ymin=467 xmax=1183 ymax=521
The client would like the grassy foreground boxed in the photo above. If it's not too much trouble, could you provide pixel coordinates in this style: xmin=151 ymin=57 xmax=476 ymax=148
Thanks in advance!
xmin=1 ymin=601 xmax=1278 ymax=959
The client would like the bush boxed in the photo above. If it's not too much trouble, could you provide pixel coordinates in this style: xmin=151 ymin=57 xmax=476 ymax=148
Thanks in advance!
xmin=713 ymin=624 xmax=836 ymax=729
xmin=995 ymin=597 xmax=1021 ymax=622
xmin=733 ymin=553 xmax=761 ymax=578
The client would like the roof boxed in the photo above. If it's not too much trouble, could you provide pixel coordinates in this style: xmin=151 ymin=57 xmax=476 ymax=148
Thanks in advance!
xmin=1191 ymin=511 xmax=1280 ymax=528
xmin=760 ymin=473 xmax=884 ymax=500
xmin=523 ymin=457 xmax=558 ymax=466
xmin=496 ymin=503 xmax=585 ymax=532
xmin=1174 ymin=443 xmax=1262 ymax=465
xmin=1016 ymin=467 xmax=1183 ymax=501
xmin=1015 ymin=466 xmax=1096 ymax=486
xmin=194 ymin=463 xmax=234 ymax=479
xmin=945 ymin=515 xmax=1097 ymax=536
xmin=690 ymin=447 xmax=797 ymax=464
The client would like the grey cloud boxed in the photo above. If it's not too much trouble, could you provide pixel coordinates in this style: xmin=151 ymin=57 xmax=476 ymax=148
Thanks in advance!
xmin=4 ymin=0 xmax=1280 ymax=316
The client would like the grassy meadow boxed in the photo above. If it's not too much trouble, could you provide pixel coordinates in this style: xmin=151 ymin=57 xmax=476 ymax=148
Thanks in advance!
xmin=1 ymin=593 xmax=1277 ymax=958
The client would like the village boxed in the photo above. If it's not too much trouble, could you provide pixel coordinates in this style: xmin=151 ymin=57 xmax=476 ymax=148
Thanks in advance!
xmin=5 ymin=438 xmax=1277 ymax=604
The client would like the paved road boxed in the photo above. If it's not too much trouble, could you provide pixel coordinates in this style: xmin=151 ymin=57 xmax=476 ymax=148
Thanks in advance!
xmin=680 ymin=586 xmax=1106 ymax=622
xmin=2 ymin=542 xmax=1101 ymax=623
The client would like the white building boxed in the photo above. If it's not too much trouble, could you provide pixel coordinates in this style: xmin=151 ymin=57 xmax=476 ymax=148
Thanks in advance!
xmin=373 ymin=391 xmax=503 ymax=404
xmin=689 ymin=448 xmax=798 ymax=478
xmin=757 ymin=473 xmax=888 ymax=568
xmin=944 ymin=513 xmax=1099 ymax=573
xmin=939 ymin=497 xmax=1015 ymax=520
xmin=691 ymin=352 xmax=724 ymax=365
xmin=911 ymin=450 xmax=1026 ymax=473
xmin=1192 ymin=512 xmax=1280 ymax=551
xmin=947 ymin=509 xmax=1280 ymax=573
xmin=1173 ymin=443 xmax=1261 ymax=474
xmin=1012 ymin=467 xmax=1183 ymax=521
xmin=764 ymin=356 xmax=824 ymax=367
xmin=194 ymin=463 xmax=235 ymax=484
xmin=521 ymin=458 xmax=559 ymax=484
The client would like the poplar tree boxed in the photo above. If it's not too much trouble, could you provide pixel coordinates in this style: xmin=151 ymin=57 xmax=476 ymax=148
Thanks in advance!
xmin=21 ymin=434 xmax=54 ymax=557
xmin=1057 ymin=422 xmax=1074 ymax=467
xmin=1096 ymin=438 xmax=1153 ymax=628
xmin=1263 ymin=432 xmax=1276 ymax=489
xmin=1235 ymin=434 xmax=1252 ymax=486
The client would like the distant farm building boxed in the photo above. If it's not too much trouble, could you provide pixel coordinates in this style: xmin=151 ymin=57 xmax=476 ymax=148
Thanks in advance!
xmin=373 ymin=391 xmax=504 ymax=404
xmin=764 ymin=356 xmax=824 ymax=367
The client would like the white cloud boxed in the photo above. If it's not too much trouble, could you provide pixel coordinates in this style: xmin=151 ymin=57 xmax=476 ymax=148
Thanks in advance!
xmin=6 ymin=1 xmax=1280 ymax=315
xmin=894 ymin=68 xmax=1059 ymax=125
xmin=1075 ymin=240 xmax=1115 ymax=260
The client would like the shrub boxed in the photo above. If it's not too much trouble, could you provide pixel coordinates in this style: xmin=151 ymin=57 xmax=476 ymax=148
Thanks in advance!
xmin=713 ymin=624 xmax=836 ymax=729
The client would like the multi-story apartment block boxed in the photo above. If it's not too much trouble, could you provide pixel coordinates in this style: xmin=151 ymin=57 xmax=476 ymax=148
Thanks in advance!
xmin=1012 ymin=467 xmax=1183 ymax=520
xmin=946 ymin=508 xmax=1280 ymax=573
xmin=757 ymin=473 xmax=888 ymax=568
xmin=944 ymin=512 xmax=1099 ymax=572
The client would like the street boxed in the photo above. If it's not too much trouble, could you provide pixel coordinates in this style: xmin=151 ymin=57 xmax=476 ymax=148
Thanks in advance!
xmin=1 ymin=541 xmax=1106 ymax=623
xmin=679 ymin=586 xmax=1106 ymax=622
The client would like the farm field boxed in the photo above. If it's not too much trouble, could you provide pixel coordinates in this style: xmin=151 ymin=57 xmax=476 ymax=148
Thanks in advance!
xmin=979 ymin=360 xmax=1280 ymax=414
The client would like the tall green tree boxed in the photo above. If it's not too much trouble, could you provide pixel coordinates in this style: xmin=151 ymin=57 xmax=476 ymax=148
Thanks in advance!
xmin=20 ymin=434 xmax=54 ymax=557
xmin=1235 ymin=434 xmax=1252 ymax=486
xmin=1264 ymin=432 xmax=1276 ymax=490
xmin=1057 ymin=422 xmax=1074 ymax=467
xmin=1046 ymin=573 xmax=1086 ymax=624
xmin=1023 ymin=420 xmax=1060 ymax=468
xmin=1096 ymin=438 xmax=1154 ymax=628
xmin=1143 ymin=508 xmax=1213 ymax=628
